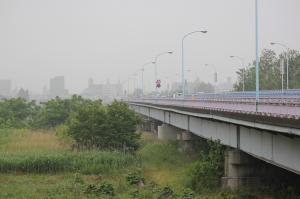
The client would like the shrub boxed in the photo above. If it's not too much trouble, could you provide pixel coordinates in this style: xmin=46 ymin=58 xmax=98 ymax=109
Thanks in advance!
xmin=180 ymin=188 xmax=196 ymax=199
xmin=0 ymin=98 xmax=39 ymax=128
xmin=126 ymin=170 xmax=145 ymax=185
xmin=98 ymin=181 xmax=115 ymax=196
xmin=185 ymin=139 xmax=224 ymax=192
xmin=67 ymin=100 xmax=141 ymax=150
xmin=158 ymin=186 xmax=174 ymax=199
xmin=85 ymin=182 xmax=114 ymax=196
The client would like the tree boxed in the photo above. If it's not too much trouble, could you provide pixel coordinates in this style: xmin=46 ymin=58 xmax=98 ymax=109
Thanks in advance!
xmin=0 ymin=98 xmax=39 ymax=128
xmin=37 ymin=95 xmax=93 ymax=128
xmin=67 ymin=100 xmax=108 ymax=149
xmin=234 ymin=49 xmax=300 ymax=91
xmin=67 ymin=100 xmax=141 ymax=150
xmin=106 ymin=100 xmax=141 ymax=150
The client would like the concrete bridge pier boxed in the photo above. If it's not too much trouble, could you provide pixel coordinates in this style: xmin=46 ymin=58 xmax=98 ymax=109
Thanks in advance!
xmin=140 ymin=118 xmax=162 ymax=133
xmin=151 ymin=120 xmax=163 ymax=134
xmin=157 ymin=124 xmax=180 ymax=140
xmin=222 ymin=148 xmax=260 ymax=188
xmin=158 ymin=124 xmax=195 ymax=152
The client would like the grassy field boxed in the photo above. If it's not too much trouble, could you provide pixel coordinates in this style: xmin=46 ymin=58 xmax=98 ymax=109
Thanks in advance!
xmin=0 ymin=129 xmax=201 ymax=198
xmin=0 ymin=129 xmax=285 ymax=199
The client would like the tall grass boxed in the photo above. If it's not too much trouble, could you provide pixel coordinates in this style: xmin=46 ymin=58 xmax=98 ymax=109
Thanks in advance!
xmin=0 ymin=129 xmax=140 ymax=174
xmin=3 ymin=130 xmax=69 ymax=152
xmin=0 ymin=151 xmax=139 ymax=174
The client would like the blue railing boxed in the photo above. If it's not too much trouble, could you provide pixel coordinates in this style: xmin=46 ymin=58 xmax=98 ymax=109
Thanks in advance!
xmin=187 ymin=89 xmax=300 ymax=99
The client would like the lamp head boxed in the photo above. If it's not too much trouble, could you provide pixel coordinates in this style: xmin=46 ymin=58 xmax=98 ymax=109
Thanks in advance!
xmin=230 ymin=56 xmax=234 ymax=58
xmin=270 ymin=42 xmax=276 ymax=45
xmin=168 ymin=51 xmax=173 ymax=54
xmin=201 ymin=31 xmax=208 ymax=34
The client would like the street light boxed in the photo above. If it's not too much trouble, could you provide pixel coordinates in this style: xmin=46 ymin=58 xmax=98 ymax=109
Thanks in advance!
xmin=140 ymin=61 xmax=156 ymax=96
xmin=204 ymin=64 xmax=217 ymax=92
xmin=230 ymin=55 xmax=245 ymax=92
xmin=185 ymin=69 xmax=193 ymax=95
xmin=154 ymin=51 xmax=173 ymax=93
xmin=270 ymin=42 xmax=290 ymax=89
xmin=255 ymin=0 xmax=259 ymax=112
xmin=130 ymin=73 xmax=138 ymax=97
xmin=182 ymin=30 xmax=207 ymax=98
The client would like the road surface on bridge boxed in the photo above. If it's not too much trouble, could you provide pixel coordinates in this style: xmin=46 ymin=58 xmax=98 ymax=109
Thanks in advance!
xmin=130 ymin=96 xmax=300 ymax=119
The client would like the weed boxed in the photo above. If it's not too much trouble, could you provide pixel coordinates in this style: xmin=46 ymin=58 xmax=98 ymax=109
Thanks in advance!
xmin=84 ymin=181 xmax=114 ymax=196
xmin=126 ymin=170 xmax=144 ymax=185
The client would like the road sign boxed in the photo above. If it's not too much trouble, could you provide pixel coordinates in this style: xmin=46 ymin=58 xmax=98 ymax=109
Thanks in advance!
xmin=156 ymin=80 xmax=161 ymax=88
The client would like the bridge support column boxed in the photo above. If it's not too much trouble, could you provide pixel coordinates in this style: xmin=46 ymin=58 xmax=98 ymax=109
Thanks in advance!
xmin=150 ymin=120 xmax=162 ymax=134
xmin=177 ymin=131 xmax=195 ymax=152
xmin=222 ymin=149 xmax=260 ymax=188
xmin=140 ymin=118 xmax=152 ymax=132
xmin=157 ymin=124 xmax=180 ymax=140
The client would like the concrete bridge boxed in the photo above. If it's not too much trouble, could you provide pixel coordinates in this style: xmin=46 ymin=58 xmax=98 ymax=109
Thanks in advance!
xmin=128 ymin=92 xmax=300 ymax=187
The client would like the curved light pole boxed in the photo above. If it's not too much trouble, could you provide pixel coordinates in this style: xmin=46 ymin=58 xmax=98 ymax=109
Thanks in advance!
xmin=185 ymin=68 xmax=193 ymax=95
xmin=253 ymin=0 xmax=260 ymax=111
xmin=230 ymin=55 xmax=245 ymax=92
xmin=270 ymin=42 xmax=290 ymax=90
xmin=140 ymin=61 xmax=156 ymax=96
xmin=205 ymin=64 xmax=217 ymax=92
xmin=133 ymin=73 xmax=139 ymax=96
xmin=182 ymin=30 xmax=207 ymax=98
xmin=154 ymin=51 xmax=173 ymax=93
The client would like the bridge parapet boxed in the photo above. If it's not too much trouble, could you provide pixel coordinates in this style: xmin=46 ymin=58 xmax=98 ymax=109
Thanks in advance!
xmin=129 ymin=97 xmax=300 ymax=120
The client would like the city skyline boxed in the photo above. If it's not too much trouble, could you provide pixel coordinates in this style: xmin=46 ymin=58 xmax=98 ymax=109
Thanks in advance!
xmin=0 ymin=0 xmax=299 ymax=93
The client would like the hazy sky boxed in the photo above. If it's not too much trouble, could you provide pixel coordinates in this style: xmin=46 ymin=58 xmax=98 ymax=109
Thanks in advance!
xmin=0 ymin=0 xmax=299 ymax=93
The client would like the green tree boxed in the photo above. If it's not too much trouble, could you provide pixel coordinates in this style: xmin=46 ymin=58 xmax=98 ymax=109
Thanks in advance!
xmin=234 ymin=48 xmax=300 ymax=91
xmin=186 ymin=139 xmax=224 ymax=192
xmin=67 ymin=100 xmax=141 ymax=150
xmin=106 ymin=100 xmax=142 ymax=150
xmin=67 ymin=100 xmax=107 ymax=149
xmin=37 ymin=95 xmax=93 ymax=128
xmin=0 ymin=98 xmax=39 ymax=128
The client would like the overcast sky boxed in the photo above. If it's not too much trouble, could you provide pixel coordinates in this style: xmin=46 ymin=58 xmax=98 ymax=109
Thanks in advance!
xmin=0 ymin=0 xmax=299 ymax=93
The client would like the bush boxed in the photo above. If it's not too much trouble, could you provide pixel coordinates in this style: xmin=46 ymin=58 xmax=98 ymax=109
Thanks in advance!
xmin=0 ymin=98 xmax=39 ymax=128
xmin=180 ymin=188 xmax=196 ymax=199
xmin=67 ymin=100 xmax=141 ymax=150
xmin=185 ymin=139 xmax=224 ymax=192
xmin=157 ymin=186 xmax=175 ymax=199
xmin=126 ymin=170 xmax=145 ymax=185
xmin=85 ymin=182 xmax=114 ymax=196
xmin=98 ymin=181 xmax=115 ymax=196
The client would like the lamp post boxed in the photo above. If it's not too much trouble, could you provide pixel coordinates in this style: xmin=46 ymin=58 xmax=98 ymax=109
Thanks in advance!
xmin=205 ymin=64 xmax=217 ymax=92
xmin=140 ymin=61 xmax=156 ymax=96
xmin=132 ymin=73 xmax=138 ymax=97
xmin=255 ymin=0 xmax=260 ymax=112
xmin=270 ymin=42 xmax=290 ymax=90
xmin=185 ymin=69 xmax=193 ymax=95
xmin=182 ymin=30 xmax=207 ymax=98
xmin=154 ymin=51 xmax=173 ymax=94
xmin=230 ymin=55 xmax=245 ymax=92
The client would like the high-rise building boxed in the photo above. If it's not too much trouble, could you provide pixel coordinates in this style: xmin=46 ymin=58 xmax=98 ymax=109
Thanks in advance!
xmin=0 ymin=79 xmax=11 ymax=97
xmin=49 ymin=76 xmax=68 ymax=98
xmin=82 ymin=78 xmax=122 ymax=102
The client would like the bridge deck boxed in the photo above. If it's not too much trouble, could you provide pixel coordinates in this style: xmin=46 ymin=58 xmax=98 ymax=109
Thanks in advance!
xmin=130 ymin=98 xmax=300 ymax=120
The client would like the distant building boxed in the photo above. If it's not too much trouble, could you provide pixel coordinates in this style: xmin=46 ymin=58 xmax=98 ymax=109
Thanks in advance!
xmin=17 ymin=88 xmax=29 ymax=100
xmin=82 ymin=78 xmax=122 ymax=102
xmin=49 ymin=76 xmax=68 ymax=98
xmin=0 ymin=79 xmax=11 ymax=97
